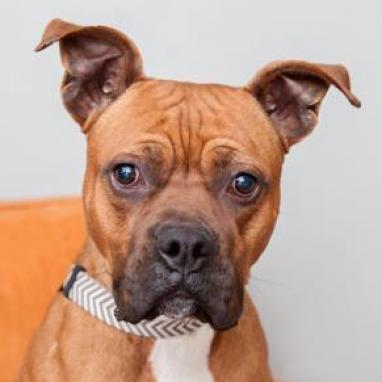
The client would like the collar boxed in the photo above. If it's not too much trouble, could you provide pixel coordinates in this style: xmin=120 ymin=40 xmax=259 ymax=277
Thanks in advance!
xmin=60 ymin=264 xmax=204 ymax=339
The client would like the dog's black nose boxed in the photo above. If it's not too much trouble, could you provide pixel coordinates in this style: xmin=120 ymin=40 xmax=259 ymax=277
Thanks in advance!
xmin=156 ymin=224 xmax=216 ymax=273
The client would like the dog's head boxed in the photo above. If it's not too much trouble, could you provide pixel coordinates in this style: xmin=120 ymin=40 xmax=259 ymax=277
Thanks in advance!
xmin=36 ymin=19 xmax=360 ymax=330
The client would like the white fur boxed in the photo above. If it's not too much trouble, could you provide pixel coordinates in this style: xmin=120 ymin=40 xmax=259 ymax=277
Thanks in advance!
xmin=150 ymin=324 xmax=215 ymax=382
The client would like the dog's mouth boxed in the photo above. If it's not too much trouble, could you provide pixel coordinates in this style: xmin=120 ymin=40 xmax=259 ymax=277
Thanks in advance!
xmin=142 ymin=289 xmax=210 ymax=323
xmin=114 ymin=255 xmax=243 ymax=330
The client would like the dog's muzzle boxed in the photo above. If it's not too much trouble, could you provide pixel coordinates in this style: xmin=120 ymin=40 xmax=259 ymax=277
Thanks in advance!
xmin=113 ymin=222 xmax=243 ymax=331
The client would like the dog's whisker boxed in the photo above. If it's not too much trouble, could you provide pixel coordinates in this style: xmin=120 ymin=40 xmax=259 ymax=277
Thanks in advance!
xmin=250 ymin=275 xmax=289 ymax=288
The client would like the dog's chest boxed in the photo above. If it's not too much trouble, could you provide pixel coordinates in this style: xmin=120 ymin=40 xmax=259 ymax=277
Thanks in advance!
xmin=149 ymin=325 xmax=215 ymax=382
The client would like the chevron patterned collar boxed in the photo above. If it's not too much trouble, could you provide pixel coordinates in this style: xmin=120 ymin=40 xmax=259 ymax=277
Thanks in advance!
xmin=60 ymin=264 xmax=204 ymax=339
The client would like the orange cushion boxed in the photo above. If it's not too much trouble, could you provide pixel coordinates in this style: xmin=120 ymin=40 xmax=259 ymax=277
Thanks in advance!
xmin=0 ymin=197 xmax=85 ymax=381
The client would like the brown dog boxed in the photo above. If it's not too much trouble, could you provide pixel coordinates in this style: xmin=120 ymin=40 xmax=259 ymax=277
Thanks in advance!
xmin=18 ymin=19 xmax=360 ymax=382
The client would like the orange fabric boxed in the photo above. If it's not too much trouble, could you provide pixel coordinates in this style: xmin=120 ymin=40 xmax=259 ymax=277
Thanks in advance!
xmin=0 ymin=197 xmax=85 ymax=381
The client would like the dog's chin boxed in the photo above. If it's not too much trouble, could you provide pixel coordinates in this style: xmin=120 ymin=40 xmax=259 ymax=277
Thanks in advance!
xmin=119 ymin=295 xmax=239 ymax=330
xmin=156 ymin=295 xmax=197 ymax=319
xmin=141 ymin=291 xmax=209 ymax=324
xmin=115 ymin=280 xmax=244 ymax=330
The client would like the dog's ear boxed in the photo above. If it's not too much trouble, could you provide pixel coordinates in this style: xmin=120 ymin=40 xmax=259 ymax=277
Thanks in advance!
xmin=35 ymin=19 xmax=143 ymax=131
xmin=247 ymin=60 xmax=361 ymax=151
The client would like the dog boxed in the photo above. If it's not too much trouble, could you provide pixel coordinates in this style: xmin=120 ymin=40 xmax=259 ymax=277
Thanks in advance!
xmin=18 ymin=18 xmax=360 ymax=382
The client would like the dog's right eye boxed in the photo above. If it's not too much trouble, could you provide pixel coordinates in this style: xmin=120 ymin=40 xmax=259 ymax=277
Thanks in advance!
xmin=112 ymin=164 xmax=140 ymax=187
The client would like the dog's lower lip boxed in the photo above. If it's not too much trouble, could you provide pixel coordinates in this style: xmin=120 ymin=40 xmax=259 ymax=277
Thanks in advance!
xmin=143 ymin=304 xmax=210 ymax=323
xmin=142 ymin=290 xmax=209 ymax=321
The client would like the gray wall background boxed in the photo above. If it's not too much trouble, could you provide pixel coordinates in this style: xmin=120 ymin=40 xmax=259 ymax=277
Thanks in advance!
xmin=1 ymin=1 xmax=381 ymax=381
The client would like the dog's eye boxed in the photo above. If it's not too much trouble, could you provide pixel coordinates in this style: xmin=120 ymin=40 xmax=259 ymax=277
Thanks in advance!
xmin=113 ymin=164 xmax=139 ymax=186
xmin=232 ymin=173 xmax=258 ymax=197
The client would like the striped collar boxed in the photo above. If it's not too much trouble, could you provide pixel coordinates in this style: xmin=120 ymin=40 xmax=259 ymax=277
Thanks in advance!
xmin=60 ymin=264 xmax=204 ymax=339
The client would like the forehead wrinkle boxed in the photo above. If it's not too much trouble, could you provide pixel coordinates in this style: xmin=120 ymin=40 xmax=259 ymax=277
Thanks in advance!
xmin=150 ymin=104 xmax=187 ymax=171
xmin=153 ymin=88 xmax=202 ymax=174
xmin=188 ymin=88 xmax=253 ymax=149
xmin=193 ymin=86 xmax=225 ymax=115
xmin=182 ymin=94 xmax=212 ymax=172
xmin=158 ymin=84 xmax=258 ymax=175
xmin=116 ymin=85 xmax=186 ymax=171
xmin=187 ymin=88 xmax=206 ymax=174
xmin=190 ymin=84 xmax=242 ymax=114
xmin=206 ymin=85 xmax=233 ymax=107
xmin=199 ymin=137 xmax=271 ymax=180
xmin=178 ymin=105 xmax=188 ymax=169
xmin=194 ymin=87 xmax=282 ymax=170
xmin=95 ymin=81 xmax=281 ymax=178
xmin=150 ymin=81 xmax=178 ymax=100
xmin=127 ymin=80 xmax=187 ymax=116
xmin=152 ymin=83 xmax=186 ymax=111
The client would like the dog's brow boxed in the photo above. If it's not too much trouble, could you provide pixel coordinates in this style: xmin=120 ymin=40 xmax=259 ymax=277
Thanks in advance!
xmin=212 ymin=145 xmax=239 ymax=152
xmin=200 ymin=138 xmax=241 ymax=160
xmin=131 ymin=132 xmax=175 ymax=152
xmin=136 ymin=139 xmax=170 ymax=148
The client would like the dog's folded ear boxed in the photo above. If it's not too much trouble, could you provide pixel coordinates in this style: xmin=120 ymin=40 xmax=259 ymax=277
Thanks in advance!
xmin=35 ymin=19 xmax=144 ymax=131
xmin=247 ymin=60 xmax=361 ymax=151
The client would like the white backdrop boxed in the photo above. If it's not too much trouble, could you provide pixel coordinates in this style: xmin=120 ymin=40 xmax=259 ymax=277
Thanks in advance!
xmin=1 ymin=1 xmax=381 ymax=381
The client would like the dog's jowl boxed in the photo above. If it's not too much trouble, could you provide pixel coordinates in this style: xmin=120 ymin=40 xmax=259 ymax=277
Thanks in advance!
xmin=18 ymin=18 xmax=360 ymax=382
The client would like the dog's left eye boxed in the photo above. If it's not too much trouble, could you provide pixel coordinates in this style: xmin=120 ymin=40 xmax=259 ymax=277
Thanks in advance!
xmin=231 ymin=173 xmax=259 ymax=197
xmin=113 ymin=164 xmax=139 ymax=186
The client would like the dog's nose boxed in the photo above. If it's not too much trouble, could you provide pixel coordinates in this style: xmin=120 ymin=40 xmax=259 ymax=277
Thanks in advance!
xmin=156 ymin=224 xmax=216 ymax=273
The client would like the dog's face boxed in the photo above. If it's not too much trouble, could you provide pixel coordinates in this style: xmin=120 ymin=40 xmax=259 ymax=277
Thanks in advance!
xmin=37 ymin=19 xmax=360 ymax=330
xmin=83 ymin=81 xmax=283 ymax=329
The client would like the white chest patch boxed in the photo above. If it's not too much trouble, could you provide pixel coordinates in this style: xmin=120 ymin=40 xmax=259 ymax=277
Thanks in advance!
xmin=150 ymin=324 xmax=215 ymax=382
